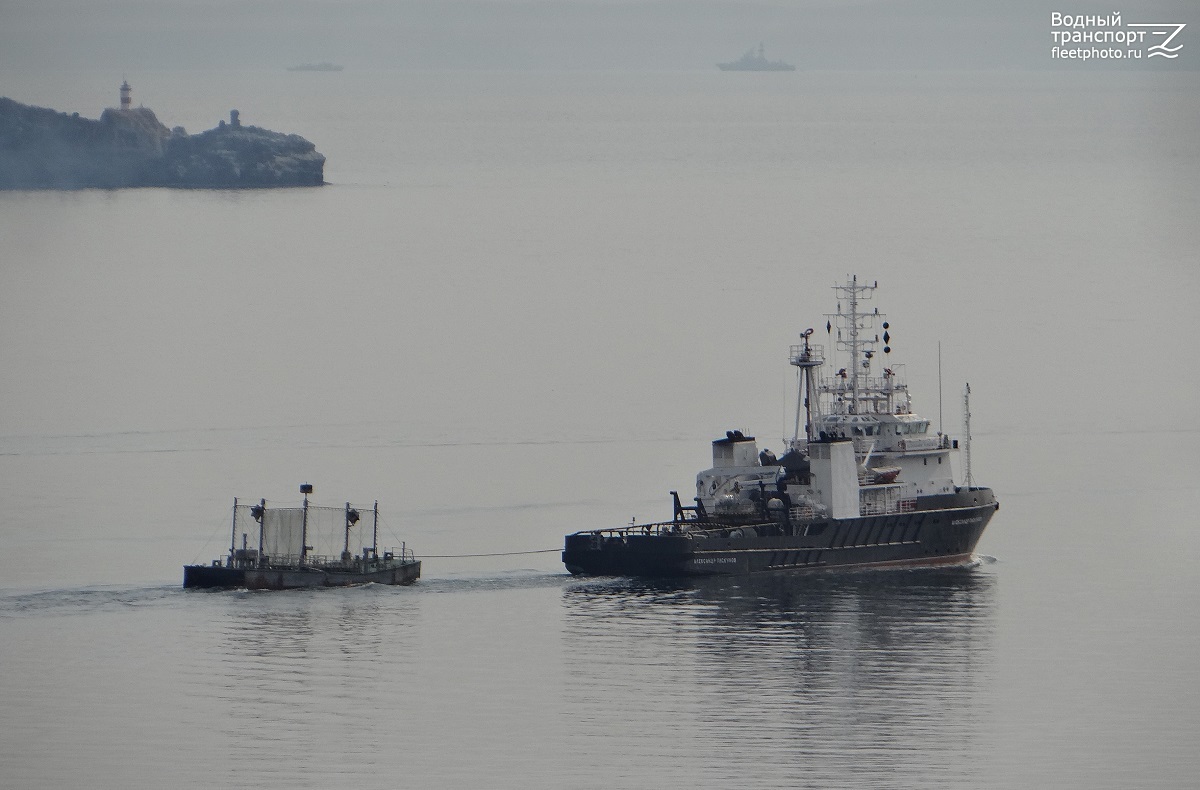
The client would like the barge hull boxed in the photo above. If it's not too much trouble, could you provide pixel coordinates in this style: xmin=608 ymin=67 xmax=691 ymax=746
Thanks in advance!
xmin=183 ymin=561 xmax=421 ymax=589
xmin=244 ymin=561 xmax=421 ymax=590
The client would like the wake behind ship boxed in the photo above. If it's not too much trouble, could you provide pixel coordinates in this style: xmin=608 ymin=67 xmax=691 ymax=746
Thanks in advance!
xmin=563 ymin=276 xmax=997 ymax=577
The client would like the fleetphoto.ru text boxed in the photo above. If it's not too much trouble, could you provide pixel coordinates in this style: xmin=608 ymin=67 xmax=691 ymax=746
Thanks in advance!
xmin=1050 ymin=11 xmax=1186 ymax=61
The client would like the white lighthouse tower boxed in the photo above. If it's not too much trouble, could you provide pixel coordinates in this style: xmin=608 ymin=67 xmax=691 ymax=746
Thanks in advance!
xmin=120 ymin=80 xmax=132 ymax=110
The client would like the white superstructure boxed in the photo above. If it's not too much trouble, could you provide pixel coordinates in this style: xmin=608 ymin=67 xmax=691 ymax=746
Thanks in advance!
xmin=694 ymin=276 xmax=962 ymax=523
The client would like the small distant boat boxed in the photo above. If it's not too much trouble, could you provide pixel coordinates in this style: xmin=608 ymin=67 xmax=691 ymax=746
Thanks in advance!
xmin=286 ymin=62 xmax=344 ymax=72
xmin=184 ymin=484 xmax=420 ymax=590
xmin=717 ymin=43 xmax=796 ymax=71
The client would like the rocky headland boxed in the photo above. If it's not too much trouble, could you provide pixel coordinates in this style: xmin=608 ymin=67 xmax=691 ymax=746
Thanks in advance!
xmin=0 ymin=97 xmax=325 ymax=189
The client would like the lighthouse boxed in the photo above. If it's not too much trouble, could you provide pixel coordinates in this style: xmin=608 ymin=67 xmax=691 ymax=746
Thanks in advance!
xmin=120 ymin=80 xmax=132 ymax=110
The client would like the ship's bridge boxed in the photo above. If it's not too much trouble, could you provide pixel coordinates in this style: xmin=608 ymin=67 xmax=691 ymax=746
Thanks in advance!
xmin=816 ymin=412 xmax=941 ymax=454
xmin=817 ymin=413 xmax=885 ymax=437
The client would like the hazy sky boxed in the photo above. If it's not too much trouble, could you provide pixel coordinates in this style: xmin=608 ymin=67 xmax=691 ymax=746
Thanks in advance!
xmin=1 ymin=0 xmax=1195 ymax=72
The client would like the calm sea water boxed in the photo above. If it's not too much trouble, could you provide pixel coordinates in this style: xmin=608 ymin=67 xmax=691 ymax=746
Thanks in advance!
xmin=1 ymin=69 xmax=1198 ymax=788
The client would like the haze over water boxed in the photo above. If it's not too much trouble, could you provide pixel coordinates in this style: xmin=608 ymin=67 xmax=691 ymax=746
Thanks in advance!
xmin=2 ymin=64 xmax=1198 ymax=788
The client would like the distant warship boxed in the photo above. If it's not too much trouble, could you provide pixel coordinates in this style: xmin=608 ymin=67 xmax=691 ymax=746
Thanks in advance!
xmin=286 ymin=62 xmax=344 ymax=72
xmin=717 ymin=43 xmax=796 ymax=71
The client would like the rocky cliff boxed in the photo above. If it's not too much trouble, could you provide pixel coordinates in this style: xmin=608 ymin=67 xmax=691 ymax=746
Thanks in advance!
xmin=0 ymin=97 xmax=325 ymax=189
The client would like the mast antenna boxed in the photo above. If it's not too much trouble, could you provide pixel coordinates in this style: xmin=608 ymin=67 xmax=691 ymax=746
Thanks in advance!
xmin=963 ymin=384 xmax=973 ymax=489
xmin=827 ymin=275 xmax=878 ymax=416
xmin=938 ymin=341 xmax=944 ymax=435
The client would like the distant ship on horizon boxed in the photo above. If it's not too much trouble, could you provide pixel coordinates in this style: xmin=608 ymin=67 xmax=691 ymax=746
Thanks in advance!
xmin=286 ymin=62 xmax=344 ymax=72
xmin=717 ymin=44 xmax=796 ymax=72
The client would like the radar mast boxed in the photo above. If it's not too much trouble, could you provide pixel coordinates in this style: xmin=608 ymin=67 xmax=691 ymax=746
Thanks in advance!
xmin=788 ymin=328 xmax=824 ymax=446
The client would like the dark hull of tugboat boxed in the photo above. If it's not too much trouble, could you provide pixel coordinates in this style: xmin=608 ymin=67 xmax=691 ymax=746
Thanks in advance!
xmin=183 ymin=564 xmax=246 ymax=588
xmin=183 ymin=561 xmax=421 ymax=589
xmin=563 ymin=489 xmax=997 ymax=577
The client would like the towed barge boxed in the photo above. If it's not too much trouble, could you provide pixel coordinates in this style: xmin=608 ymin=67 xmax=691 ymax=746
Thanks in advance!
xmin=563 ymin=276 xmax=998 ymax=577
xmin=184 ymin=484 xmax=420 ymax=589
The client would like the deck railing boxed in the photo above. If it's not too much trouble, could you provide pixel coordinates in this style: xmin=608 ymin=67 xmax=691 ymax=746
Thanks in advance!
xmin=237 ymin=545 xmax=418 ymax=570
xmin=859 ymin=486 xmax=918 ymax=516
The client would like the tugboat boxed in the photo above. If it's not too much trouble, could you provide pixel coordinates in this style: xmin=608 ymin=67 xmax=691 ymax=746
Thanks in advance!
xmin=184 ymin=484 xmax=420 ymax=589
xmin=563 ymin=276 xmax=998 ymax=577
xmin=717 ymin=43 xmax=796 ymax=71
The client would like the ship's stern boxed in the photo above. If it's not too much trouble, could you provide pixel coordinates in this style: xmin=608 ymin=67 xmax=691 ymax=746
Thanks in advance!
xmin=563 ymin=531 xmax=694 ymax=576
